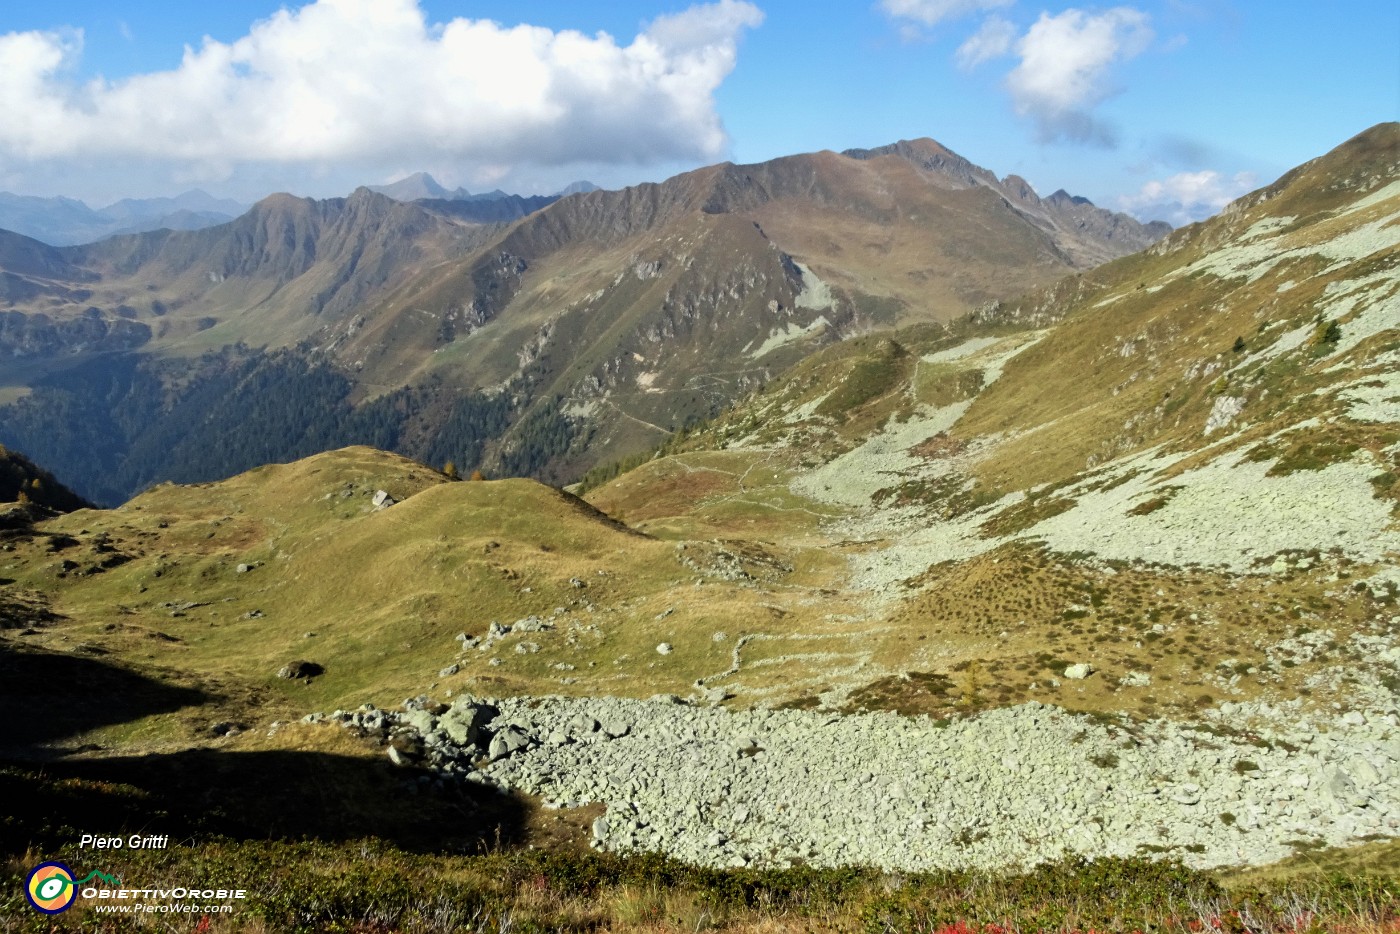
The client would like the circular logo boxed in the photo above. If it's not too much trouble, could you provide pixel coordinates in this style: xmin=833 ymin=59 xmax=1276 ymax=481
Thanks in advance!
xmin=25 ymin=862 xmax=77 ymax=914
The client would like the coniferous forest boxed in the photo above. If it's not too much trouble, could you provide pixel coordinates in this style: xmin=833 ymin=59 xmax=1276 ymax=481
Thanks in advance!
xmin=0 ymin=348 xmax=529 ymax=506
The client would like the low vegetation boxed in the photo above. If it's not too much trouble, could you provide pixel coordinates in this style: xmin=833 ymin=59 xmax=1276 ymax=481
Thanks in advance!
xmin=3 ymin=831 xmax=1396 ymax=933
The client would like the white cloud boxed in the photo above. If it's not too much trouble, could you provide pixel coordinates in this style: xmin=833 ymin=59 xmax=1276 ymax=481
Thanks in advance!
xmin=0 ymin=0 xmax=762 ymax=171
xmin=1005 ymin=7 xmax=1152 ymax=145
xmin=881 ymin=0 xmax=1013 ymax=28
xmin=956 ymin=15 xmax=1016 ymax=69
xmin=1117 ymin=169 xmax=1257 ymax=224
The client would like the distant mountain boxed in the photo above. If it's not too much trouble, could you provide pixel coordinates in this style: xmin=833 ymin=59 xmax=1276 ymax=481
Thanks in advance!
xmin=557 ymin=180 xmax=600 ymax=196
xmin=0 ymin=189 xmax=248 ymax=247
xmin=96 ymin=190 xmax=247 ymax=225
xmin=368 ymin=172 xmax=601 ymax=204
xmin=0 ymin=135 xmax=1171 ymax=501
xmin=367 ymin=172 xmax=461 ymax=201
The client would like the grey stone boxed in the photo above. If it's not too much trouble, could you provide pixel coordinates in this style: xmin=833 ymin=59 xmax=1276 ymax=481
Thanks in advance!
xmin=514 ymin=616 xmax=553 ymax=632
xmin=1064 ymin=663 xmax=1094 ymax=680
xmin=440 ymin=699 xmax=496 ymax=747
xmin=1349 ymin=757 xmax=1382 ymax=787
xmin=276 ymin=660 xmax=323 ymax=680
xmin=402 ymin=709 xmax=437 ymax=734
xmin=488 ymin=726 xmax=533 ymax=761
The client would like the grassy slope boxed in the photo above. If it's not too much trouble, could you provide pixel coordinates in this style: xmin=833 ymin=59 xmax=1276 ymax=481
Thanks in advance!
xmin=0 ymin=446 xmax=872 ymax=751
xmin=581 ymin=123 xmax=1400 ymax=719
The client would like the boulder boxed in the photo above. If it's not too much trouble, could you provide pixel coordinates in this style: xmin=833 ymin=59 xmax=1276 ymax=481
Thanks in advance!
xmin=440 ymin=698 xmax=497 ymax=747
xmin=1323 ymin=768 xmax=1369 ymax=808
xmin=401 ymin=708 xmax=437 ymax=735
xmin=488 ymin=726 xmax=534 ymax=761
xmin=1348 ymin=757 xmax=1382 ymax=787
xmin=514 ymin=616 xmax=553 ymax=632
xmin=1063 ymin=663 xmax=1094 ymax=680
xmin=656 ymin=642 xmax=674 ymax=655
xmin=276 ymin=660 xmax=323 ymax=680
xmin=567 ymin=714 xmax=601 ymax=739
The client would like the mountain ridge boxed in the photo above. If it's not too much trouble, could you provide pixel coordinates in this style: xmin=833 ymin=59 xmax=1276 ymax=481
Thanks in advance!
xmin=0 ymin=133 xmax=1170 ymax=499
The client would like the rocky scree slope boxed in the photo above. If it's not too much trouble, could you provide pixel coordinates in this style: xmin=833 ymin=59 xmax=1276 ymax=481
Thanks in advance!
xmin=312 ymin=689 xmax=1399 ymax=873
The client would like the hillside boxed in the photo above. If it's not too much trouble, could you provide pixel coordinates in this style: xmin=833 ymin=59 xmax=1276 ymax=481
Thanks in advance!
xmin=585 ymin=122 xmax=1400 ymax=714
xmin=0 ymin=137 xmax=1163 ymax=502
xmin=0 ymin=444 xmax=89 ymax=513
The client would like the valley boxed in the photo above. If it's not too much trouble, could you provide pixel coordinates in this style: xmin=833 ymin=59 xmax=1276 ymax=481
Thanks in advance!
xmin=2 ymin=122 xmax=1398 ymax=931
xmin=0 ymin=137 xmax=1165 ymax=504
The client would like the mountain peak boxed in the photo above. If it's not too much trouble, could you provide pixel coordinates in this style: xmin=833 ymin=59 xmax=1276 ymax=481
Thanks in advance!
xmin=557 ymin=180 xmax=601 ymax=196
xmin=368 ymin=172 xmax=456 ymax=201
xmin=1046 ymin=188 xmax=1093 ymax=207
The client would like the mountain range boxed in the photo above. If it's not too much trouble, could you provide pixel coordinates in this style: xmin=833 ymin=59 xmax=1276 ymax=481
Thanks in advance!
xmin=1 ymin=120 xmax=1398 ymax=934
xmin=0 ymin=176 xmax=602 ymax=248
xmin=0 ymin=136 xmax=1168 ymax=504
xmin=0 ymin=189 xmax=249 ymax=247
xmin=366 ymin=171 xmax=599 ymax=203
xmin=0 ymin=124 xmax=1396 ymax=892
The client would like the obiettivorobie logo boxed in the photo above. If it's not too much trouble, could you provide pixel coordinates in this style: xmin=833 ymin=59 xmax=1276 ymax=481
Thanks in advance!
xmin=23 ymin=860 xmax=247 ymax=916
xmin=24 ymin=862 xmax=122 ymax=914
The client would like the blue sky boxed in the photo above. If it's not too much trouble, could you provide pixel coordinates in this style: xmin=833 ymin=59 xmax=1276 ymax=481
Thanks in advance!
xmin=0 ymin=0 xmax=1395 ymax=223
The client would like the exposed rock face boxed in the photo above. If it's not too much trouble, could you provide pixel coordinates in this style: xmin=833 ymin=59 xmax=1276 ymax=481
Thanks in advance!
xmin=1205 ymin=395 xmax=1247 ymax=435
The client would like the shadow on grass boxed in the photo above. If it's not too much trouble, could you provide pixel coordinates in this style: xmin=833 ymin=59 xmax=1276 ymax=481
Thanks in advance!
xmin=0 ymin=747 xmax=527 ymax=857
xmin=0 ymin=642 xmax=527 ymax=859
xmin=0 ymin=641 xmax=210 ymax=748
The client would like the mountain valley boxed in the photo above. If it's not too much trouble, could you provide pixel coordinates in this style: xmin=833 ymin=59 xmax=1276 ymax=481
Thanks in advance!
xmin=0 ymin=137 xmax=1165 ymax=504
xmin=2 ymin=123 xmax=1399 ymax=929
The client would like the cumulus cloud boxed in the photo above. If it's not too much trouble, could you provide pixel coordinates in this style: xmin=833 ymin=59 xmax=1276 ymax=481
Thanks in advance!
xmin=881 ymin=0 xmax=1013 ymax=28
xmin=1005 ymin=7 xmax=1152 ymax=146
xmin=1117 ymin=169 xmax=1257 ymax=224
xmin=955 ymin=16 xmax=1016 ymax=69
xmin=0 ymin=0 xmax=762 ymax=172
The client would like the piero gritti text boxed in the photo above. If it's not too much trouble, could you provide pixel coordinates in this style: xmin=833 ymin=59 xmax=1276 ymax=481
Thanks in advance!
xmin=79 ymin=834 xmax=170 ymax=850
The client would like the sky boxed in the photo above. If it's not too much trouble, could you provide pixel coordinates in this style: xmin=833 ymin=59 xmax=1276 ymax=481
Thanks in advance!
xmin=0 ymin=0 xmax=1396 ymax=224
